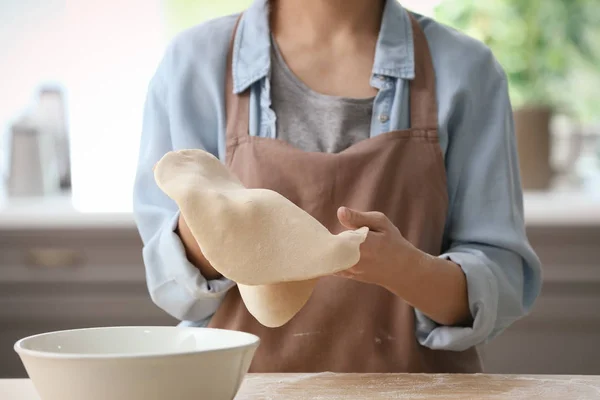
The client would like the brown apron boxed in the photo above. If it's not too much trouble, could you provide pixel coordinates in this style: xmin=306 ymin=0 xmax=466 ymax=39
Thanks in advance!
xmin=209 ymin=14 xmax=483 ymax=373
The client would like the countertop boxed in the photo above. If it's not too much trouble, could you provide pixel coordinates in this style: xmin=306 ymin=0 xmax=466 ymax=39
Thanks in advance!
xmin=0 ymin=191 xmax=599 ymax=230
xmin=2 ymin=374 xmax=600 ymax=399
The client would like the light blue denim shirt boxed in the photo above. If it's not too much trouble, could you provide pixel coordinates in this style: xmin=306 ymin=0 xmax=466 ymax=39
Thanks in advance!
xmin=133 ymin=0 xmax=542 ymax=352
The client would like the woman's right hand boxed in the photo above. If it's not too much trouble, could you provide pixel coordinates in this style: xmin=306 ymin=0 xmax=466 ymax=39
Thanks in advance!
xmin=176 ymin=213 xmax=223 ymax=280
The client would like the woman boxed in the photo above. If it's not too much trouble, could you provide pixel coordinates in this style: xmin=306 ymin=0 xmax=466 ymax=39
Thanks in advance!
xmin=134 ymin=0 xmax=542 ymax=373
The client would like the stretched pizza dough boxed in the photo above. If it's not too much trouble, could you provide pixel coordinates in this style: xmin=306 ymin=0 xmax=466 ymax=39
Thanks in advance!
xmin=153 ymin=149 xmax=367 ymax=326
xmin=238 ymin=280 xmax=318 ymax=328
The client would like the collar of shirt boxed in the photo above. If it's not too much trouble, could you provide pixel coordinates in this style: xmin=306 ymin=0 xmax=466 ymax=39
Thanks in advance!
xmin=230 ymin=0 xmax=417 ymax=94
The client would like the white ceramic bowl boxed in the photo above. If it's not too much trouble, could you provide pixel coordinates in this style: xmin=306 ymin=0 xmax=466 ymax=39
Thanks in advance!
xmin=14 ymin=326 xmax=259 ymax=400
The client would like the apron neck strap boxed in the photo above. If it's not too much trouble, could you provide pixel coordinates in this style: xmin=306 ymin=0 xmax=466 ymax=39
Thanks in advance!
xmin=407 ymin=13 xmax=438 ymax=130
xmin=225 ymin=15 xmax=250 ymax=142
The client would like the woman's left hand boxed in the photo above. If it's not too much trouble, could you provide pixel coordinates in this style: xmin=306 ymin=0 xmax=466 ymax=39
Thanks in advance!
xmin=335 ymin=206 xmax=423 ymax=288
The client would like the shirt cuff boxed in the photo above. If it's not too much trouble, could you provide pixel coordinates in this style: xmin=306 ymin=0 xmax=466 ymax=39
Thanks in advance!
xmin=414 ymin=251 xmax=499 ymax=351
xmin=143 ymin=211 xmax=235 ymax=322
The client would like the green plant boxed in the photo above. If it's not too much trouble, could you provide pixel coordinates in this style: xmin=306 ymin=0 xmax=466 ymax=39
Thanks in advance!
xmin=435 ymin=0 xmax=600 ymax=117
xmin=163 ymin=0 xmax=251 ymax=37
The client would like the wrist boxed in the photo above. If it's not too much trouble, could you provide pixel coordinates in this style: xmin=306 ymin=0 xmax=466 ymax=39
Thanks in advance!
xmin=382 ymin=244 xmax=428 ymax=296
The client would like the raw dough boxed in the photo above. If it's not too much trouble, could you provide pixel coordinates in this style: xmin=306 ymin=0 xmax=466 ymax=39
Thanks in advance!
xmin=238 ymin=280 xmax=318 ymax=328
xmin=153 ymin=149 xmax=367 ymax=326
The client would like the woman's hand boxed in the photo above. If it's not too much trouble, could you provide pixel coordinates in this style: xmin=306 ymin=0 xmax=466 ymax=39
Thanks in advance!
xmin=335 ymin=207 xmax=420 ymax=287
xmin=336 ymin=206 xmax=472 ymax=327
xmin=337 ymin=207 xmax=421 ymax=287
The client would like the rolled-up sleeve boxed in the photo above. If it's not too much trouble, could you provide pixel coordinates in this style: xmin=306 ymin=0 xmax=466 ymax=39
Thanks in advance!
xmin=415 ymin=49 xmax=543 ymax=351
xmin=133 ymin=54 xmax=234 ymax=323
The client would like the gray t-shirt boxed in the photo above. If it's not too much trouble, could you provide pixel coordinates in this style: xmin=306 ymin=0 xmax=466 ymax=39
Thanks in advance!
xmin=270 ymin=38 xmax=374 ymax=154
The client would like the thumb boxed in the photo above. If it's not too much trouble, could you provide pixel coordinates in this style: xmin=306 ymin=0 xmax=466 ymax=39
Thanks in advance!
xmin=337 ymin=207 xmax=390 ymax=232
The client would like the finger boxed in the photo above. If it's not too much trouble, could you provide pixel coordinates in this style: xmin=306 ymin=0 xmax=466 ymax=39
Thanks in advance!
xmin=337 ymin=207 xmax=390 ymax=232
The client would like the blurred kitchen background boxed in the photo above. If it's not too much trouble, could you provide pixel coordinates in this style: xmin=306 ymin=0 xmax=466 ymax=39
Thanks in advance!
xmin=1 ymin=0 xmax=599 ymax=378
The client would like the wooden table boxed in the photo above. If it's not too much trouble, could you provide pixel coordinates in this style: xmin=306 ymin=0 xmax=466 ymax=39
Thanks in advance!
xmin=2 ymin=373 xmax=600 ymax=399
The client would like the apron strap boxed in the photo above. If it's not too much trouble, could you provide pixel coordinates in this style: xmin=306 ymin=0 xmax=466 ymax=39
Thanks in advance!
xmin=225 ymin=15 xmax=250 ymax=143
xmin=407 ymin=14 xmax=438 ymax=130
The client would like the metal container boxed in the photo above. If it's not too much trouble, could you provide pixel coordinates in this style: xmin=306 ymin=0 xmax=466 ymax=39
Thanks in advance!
xmin=6 ymin=116 xmax=61 ymax=197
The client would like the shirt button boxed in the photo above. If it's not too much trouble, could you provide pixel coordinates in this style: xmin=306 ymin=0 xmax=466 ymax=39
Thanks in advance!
xmin=379 ymin=114 xmax=389 ymax=123
xmin=378 ymin=75 xmax=386 ymax=81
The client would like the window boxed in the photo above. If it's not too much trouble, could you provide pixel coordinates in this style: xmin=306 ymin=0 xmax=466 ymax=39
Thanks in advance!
xmin=2 ymin=0 xmax=166 ymax=212
xmin=1 ymin=0 xmax=439 ymax=212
